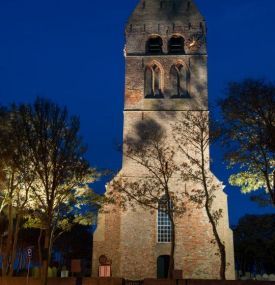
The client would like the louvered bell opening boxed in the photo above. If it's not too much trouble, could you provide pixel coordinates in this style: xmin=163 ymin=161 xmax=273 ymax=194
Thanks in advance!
xmin=168 ymin=36 xmax=185 ymax=54
xmin=146 ymin=36 xmax=163 ymax=55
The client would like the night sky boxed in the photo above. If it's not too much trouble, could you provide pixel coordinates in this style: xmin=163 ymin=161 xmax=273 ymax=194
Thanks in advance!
xmin=0 ymin=0 xmax=274 ymax=225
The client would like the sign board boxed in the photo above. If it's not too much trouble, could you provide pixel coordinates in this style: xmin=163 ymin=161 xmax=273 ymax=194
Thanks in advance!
xmin=26 ymin=247 xmax=33 ymax=285
xmin=99 ymin=265 xmax=111 ymax=277
xmin=27 ymin=248 xmax=32 ymax=258
xmin=61 ymin=270 xmax=69 ymax=278
xmin=71 ymin=259 xmax=81 ymax=273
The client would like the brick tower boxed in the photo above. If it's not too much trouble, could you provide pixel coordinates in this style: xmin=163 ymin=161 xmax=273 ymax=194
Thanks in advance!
xmin=93 ymin=0 xmax=235 ymax=280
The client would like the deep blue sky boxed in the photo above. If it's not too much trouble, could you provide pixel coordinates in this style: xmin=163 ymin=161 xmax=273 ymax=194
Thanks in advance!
xmin=0 ymin=0 xmax=274 ymax=225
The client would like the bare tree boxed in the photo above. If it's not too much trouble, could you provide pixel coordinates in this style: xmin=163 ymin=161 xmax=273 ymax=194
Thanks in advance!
xmin=0 ymin=106 xmax=10 ymax=215
xmin=110 ymin=119 xmax=185 ymax=279
xmin=10 ymin=98 xmax=99 ymax=285
xmin=173 ymin=111 xmax=226 ymax=280
xmin=0 ymin=105 xmax=34 ymax=277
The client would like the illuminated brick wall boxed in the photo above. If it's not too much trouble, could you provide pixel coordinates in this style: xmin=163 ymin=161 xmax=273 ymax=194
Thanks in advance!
xmin=93 ymin=0 xmax=235 ymax=280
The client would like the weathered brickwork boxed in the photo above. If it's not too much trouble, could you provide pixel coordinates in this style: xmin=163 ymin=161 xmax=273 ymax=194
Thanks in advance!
xmin=93 ymin=0 xmax=235 ymax=280
xmin=125 ymin=56 xmax=208 ymax=110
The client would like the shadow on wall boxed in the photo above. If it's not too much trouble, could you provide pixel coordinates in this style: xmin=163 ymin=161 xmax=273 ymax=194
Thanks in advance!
xmin=124 ymin=118 xmax=165 ymax=149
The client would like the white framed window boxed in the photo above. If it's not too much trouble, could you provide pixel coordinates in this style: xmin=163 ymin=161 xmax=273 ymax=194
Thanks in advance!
xmin=157 ymin=196 xmax=172 ymax=243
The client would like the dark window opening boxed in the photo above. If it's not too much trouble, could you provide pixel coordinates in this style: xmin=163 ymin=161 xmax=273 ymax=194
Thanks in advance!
xmin=145 ymin=64 xmax=163 ymax=98
xmin=170 ymin=64 xmax=190 ymax=98
xmin=146 ymin=36 xmax=163 ymax=55
xmin=168 ymin=36 xmax=185 ymax=54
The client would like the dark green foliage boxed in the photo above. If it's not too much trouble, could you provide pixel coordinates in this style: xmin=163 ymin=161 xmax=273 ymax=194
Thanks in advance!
xmin=219 ymin=79 xmax=275 ymax=205
xmin=234 ymin=214 xmax=275 ymax=274
xmin=53 ymin=224 xmax=92 ymax=275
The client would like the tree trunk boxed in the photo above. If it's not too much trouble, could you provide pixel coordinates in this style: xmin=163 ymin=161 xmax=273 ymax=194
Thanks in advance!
xmin=272 ymin=170 xmax=275 ymax=205
xmin=168 ymin=217 xmax=175 ymax=279
xmin=2 ymin=204 xmax=14 ymax=276
xmin=8 ymin=214 xmax=21 ymax=277
xmin=38 ymin=228 xmax=43 ymax=277
xmin=200 ymin=141 xmax=226 ymax=280
xmin=41 ymin=228 xmax=51 ymax=285
xmin=263 ymin=170 xmax=275 ymax=205
xmin=48 ymin=229 xmax=55 ymax=264
xmin=203 ymin=181 xmax=226 ymax=279
xmin=205 ymin=202 xmax=226 ymax=280
xmin=166 ymin=190 xmax=175 ymax=279
xmin=16 ymin=244 xmax=24 ymax=274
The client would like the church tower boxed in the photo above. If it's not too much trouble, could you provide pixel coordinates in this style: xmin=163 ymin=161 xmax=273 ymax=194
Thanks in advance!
xmin=93 ymin=0 xmax=235 ymax=280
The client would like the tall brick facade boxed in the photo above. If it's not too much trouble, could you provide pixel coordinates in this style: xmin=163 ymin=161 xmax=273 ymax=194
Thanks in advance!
xmin=93 ymin=0 xmax=235 ymax=280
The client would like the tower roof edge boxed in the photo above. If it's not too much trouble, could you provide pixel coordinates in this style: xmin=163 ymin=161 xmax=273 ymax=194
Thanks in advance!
xmin=127 ymin=0 xmax=205 ymax=27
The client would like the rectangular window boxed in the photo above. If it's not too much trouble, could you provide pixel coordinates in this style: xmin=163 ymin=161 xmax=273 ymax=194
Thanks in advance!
xmin=157 ymin=205 xmax=172 ymax=243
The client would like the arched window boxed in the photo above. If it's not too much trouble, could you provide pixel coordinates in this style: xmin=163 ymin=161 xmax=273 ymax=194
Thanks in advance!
xmin=170 ymin=64 xmax=190 ymax=98
xmin=145 ymin=64 xmax=163 ymax=98
xmin=168 ymin=36 xmax=185 ymax=54
xmin=146 ymin=36 xmax=163 ymax=54
xmin=157 ymin=196 xmax=172 ymax=243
